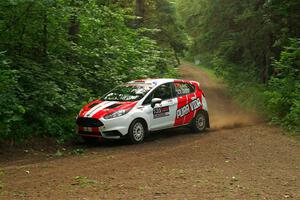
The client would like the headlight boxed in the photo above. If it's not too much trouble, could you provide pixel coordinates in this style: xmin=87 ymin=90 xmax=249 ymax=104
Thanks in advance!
xmin=103 ymin=109 xmax=130 ymax=119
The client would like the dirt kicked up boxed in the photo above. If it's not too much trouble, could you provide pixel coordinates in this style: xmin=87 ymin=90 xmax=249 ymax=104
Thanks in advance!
xmin=0 ymin=63 xmax=299 ymax=200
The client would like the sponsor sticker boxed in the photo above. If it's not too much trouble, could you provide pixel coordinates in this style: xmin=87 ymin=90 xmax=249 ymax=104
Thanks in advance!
xmin=153 ymin=106 xmax=170 ymax=119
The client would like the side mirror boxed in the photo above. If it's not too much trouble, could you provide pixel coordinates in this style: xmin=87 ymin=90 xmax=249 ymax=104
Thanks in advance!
xmin=151 ymin=98 xmax=162 ymax=108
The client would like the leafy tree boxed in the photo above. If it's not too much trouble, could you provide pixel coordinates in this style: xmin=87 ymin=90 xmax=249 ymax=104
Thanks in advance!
xmin=144 ymin=0 xmax=187 ymax=64
xmin=0 ymin=0 xmax=177 ymax=143
xmin=97 ymin=0 xmax=188 ymax=64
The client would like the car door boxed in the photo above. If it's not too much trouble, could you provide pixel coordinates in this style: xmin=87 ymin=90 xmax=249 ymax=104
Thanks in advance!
xmin=142 ymin=83 xmax=178 ymax=130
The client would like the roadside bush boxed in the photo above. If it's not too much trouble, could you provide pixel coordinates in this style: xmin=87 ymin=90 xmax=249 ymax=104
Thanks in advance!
xmin=0 ymin=53 xmax=25 ymax=141
xmin=265 ymin=39 xmax=300 ymax=133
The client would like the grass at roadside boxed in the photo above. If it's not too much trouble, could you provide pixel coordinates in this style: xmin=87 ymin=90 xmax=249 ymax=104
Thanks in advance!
xmin=196 ymin=65 xmax=219 ymax=82
xmin=183 ymin=61 xmax=220 ymax=82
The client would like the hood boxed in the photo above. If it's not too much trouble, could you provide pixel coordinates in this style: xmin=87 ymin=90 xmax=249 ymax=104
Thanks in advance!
xmin=79 ymin=100 xmax=137 ymax=119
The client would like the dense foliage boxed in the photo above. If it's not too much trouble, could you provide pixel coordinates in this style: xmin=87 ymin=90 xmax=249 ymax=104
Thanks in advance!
xmin=265 ymin=39 xmax=300 ymax=132
xmin=0 ymin=0 xmax=178 ymax=143
xmin=177 ymin=0 xmax=300 ymax=133
xmin=135 ymin=0 xmax=187 ymax=64
xmin=99 ymin=0 xmax=187 ymax=64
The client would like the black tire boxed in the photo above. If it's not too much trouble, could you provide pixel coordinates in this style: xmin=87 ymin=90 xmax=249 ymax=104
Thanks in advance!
xmin=191 ymin=111 xmax=207 ymax=133
xmin=128 ymin=119 xmax=147 ymax=144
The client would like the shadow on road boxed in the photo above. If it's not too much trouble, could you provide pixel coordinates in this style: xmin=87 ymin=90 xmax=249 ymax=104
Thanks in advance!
xmin=75 ymin=126 xmax=211 ymax=149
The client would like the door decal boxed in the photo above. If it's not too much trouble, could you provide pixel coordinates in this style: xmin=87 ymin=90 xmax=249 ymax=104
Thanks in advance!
xmin=189 ymin=98 xmax=202 ymax=111
xmin=176 ymin=104 xmax=190 ymax=119
xmin=176 ymin=98 xmax=202 ymax=119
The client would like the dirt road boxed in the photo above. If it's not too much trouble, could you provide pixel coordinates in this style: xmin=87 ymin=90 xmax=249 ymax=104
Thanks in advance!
xmin=1 ymin=63 xmax=299 ymax=200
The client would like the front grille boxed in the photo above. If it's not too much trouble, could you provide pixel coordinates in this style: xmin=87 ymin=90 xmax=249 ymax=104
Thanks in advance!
xmin=76 ymin=117 xmax=104 ymax=127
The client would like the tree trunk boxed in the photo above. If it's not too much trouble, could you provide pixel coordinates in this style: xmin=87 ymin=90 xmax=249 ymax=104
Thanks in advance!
xmin=261 ymin=50 xmax=270 ymax=84
xmin=67 ymin=1 xmax=80 ymax=64
xmin=68 ymin=15 xmax=80 ymax=43
xmin=173 ymin=49 xmax=181 ymax=66
xmin=68 ymin=0 xmax=80 ymax=43
xmin=17 ymin=25 xmax=26 ymax=57
xmin=42 ymin=12 xmax=48 ymax=60
xmin=135 ymin=0 xmax=145 ymax=28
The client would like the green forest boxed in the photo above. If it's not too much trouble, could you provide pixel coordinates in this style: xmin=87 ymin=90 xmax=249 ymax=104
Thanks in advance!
xmin=0 ymin=0 xmax=299 ymax=144
xmin=177 ymin=0 xmax=300 ymax=133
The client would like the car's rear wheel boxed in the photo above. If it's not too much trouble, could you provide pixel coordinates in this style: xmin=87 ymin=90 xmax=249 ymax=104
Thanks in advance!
xmin=191 ymin=111 xmax=207 ymax=133
xmin=128 ymin=119 xmax=146 ymax=144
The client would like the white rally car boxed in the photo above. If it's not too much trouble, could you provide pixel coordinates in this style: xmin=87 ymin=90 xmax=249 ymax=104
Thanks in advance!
xmin=76 ymin=79 xmax=209 ymax=144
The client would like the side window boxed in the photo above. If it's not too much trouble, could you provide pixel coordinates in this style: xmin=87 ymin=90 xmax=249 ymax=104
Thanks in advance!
xmin=152 ymin=83 xmax=173 ymax=100
xmin=174 ymin=82 xmax=195 ymax=96
xmin=143 ymin=83 xmax=173 ymax=105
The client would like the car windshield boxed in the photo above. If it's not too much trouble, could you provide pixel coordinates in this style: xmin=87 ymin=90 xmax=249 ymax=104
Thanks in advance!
xmin=101 ymin=84 xmax=153 ymax=102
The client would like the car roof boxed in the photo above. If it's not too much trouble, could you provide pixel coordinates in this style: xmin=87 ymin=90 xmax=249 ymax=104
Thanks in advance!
xmin=128 ymin=78 xmax=194 ymax=85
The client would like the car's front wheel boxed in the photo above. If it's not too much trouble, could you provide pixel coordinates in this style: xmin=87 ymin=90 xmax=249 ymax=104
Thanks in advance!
xmin=191 ymin=111 xmax=207 ymax=133
xmin=128 ymin=119 xmax=146 ymax=144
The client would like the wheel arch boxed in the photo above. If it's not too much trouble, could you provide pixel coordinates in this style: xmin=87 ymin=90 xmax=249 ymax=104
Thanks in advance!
xmin=130 ymin=117 xmax=149 ymax=132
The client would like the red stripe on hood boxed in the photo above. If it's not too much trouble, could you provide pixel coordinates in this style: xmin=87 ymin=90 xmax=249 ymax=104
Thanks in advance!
xmin=79 ymin=100 xmax=103 ymax=117
xmin=93 ymin=101 xmax=137 ymax=119
xmin=81 ymin=101 xmax=138 ymax=119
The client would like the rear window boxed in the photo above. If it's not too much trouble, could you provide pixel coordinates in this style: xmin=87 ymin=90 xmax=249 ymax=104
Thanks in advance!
xmin=174 ymin=82 xmax=195 ymax=96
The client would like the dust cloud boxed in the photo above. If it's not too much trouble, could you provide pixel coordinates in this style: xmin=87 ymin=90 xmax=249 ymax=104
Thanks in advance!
xmin=180 ymin=63 xmax=262 ymax=131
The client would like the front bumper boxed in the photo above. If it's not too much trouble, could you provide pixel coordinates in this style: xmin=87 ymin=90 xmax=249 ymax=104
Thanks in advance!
xmin=76 ymin=115 xmax=132 ymax=139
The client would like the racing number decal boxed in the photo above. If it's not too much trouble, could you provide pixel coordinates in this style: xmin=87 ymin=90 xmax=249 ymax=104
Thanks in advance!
xmin=176 ymin=98 xmax=202 ymax=119
xmin=153 ymin=106 xmax=170 ymax=119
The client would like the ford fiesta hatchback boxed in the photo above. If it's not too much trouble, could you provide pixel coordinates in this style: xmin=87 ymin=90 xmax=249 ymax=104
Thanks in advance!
xmin=76 ymin=79 xmax=210 ymax=144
